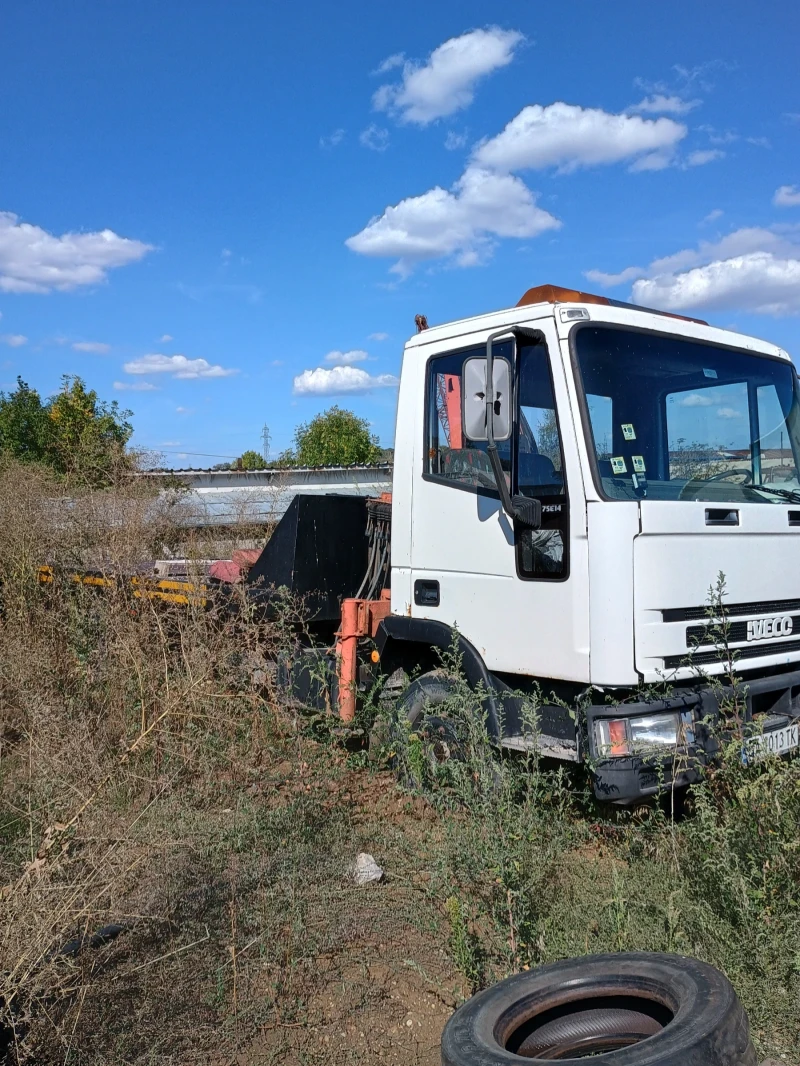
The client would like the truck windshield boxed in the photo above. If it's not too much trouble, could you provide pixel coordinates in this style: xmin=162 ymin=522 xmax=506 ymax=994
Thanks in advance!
xmin=573 ymin=325 xmax=800 ymax=503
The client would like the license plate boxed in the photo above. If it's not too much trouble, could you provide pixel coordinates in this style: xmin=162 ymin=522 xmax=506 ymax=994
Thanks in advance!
xmin=743 ymin=723 xmax=800 ymax=765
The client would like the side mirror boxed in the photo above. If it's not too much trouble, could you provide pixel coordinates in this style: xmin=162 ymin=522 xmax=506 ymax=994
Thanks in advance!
xmin=462 ymin=356 xmax=511 ymax=441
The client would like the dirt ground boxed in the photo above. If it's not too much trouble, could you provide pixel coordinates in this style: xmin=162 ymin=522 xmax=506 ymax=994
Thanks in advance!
xmin=2 ymin=739 xmax=466 ymax=1066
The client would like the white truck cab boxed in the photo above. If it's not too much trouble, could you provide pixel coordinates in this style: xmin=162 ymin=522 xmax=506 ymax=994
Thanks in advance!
xmin=384 ymin=284 xmax=800 ymax=800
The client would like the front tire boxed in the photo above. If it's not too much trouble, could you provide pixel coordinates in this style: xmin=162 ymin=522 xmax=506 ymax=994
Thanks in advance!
xmin=393 ymin=671 xmax=464 ymax=787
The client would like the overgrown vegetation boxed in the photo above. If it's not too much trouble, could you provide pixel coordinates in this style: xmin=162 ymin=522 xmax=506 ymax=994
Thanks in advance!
xmin=1 ymin=459 xmax=798 ymax=1064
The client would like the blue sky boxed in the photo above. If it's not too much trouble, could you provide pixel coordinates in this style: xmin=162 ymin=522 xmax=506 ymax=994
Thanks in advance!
xmin=0 ymin=0 xmax=798 ymax=465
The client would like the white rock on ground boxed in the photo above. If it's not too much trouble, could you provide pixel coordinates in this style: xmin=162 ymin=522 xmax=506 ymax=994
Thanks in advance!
xmin=351 ymin=852 xmax=384 ymax=885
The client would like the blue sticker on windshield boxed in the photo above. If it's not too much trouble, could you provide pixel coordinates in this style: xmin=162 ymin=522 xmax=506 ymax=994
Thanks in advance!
xmin=703 ymin=368 xmax=718 ymax=379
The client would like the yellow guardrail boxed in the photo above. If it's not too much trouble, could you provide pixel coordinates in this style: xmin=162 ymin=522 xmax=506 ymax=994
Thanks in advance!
xmin=37 ymin=566 xmax=209 ymax=607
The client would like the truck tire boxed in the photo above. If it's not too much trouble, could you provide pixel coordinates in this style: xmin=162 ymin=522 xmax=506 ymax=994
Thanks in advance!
xmin=392 ymin=671 xmax=464 ymax=784
xmin=398 ymin=670 xmax=456 ymax=730
xmin=441 ymin=953 xmax=756 ymax=1065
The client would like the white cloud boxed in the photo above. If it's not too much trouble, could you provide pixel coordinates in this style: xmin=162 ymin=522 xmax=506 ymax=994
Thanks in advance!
xmin=360 ymin=124 xmax=390 ymax=152
xmin=585 ymin=265 xmax=644 ymax=287
xmin=374 ymin=52 xmax=405 ymax=75
xmin=672 ymin=60 xmax=733 ymax=91
xmin=368 ymin=332 xmax=389 ymax=341
xmin=717 ymin=407 xmax=742 ymax=419
xmin=702 ymin=209 xmax=724 ymax=224
xmin=648 ymin=227 xmax=793 ymax=274
xmin=698 ymin=126 xmax=738 ymax=145
xmin=629 ymin=94 xmax=700 ymax=115
xmin=473 ymin=102 xmax=686 ymax=174
xmin=324 ymin=349 xmax=370 ymax=365
xmin=320 ymin=128 xmax=345 ymax=149
xmin=589 ymin=226 xmax=800 ymax=316
xmin=176 ymin=406 xmax=190 ymax=413
xmin=628 ymin=150 xmax=676 ymax=172
xmin=633 ymin=252 xmax=800 ymax=315
xmin=0 ymin=333 xmax=27 ymax=347
xmin=373 ymin=27 xmax=524 ymax=125
xmin=346 ymin=164 xmax=560 ymax=275
xmin=678 ymin=392 xmax=716 ymax=407
xmin=159 ymin=334 xmax=173 ymax=343
xmin=444 ymin=129 xmax=468 ymax=151
xmin=72 ymin=341 xmax=110 ymax=354
xmin=685 ymin=149 xmax=725 ymax=167
xmin=123 ymin=353 xmax=239 ymax=379
xmin=293 ymin=366 xmax=399 ymax=395
xmin=114 ymin=380 xmax=158 ymax=391
xmin=0 ymin=211 xmax=152 ymax=294
xmin=774 ymin=185 xmax=800 ymax=208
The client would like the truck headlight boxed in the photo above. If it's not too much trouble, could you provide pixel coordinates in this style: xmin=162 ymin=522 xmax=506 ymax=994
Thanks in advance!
xmin=629 ymin=713 xmax=680 ymax=750
xmin=594 ymin=711 xmax=694 ymax=758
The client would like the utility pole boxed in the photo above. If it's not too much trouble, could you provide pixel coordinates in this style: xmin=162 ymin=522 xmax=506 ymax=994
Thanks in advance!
xmin=261 ymin=423 xmax=271 ymax=464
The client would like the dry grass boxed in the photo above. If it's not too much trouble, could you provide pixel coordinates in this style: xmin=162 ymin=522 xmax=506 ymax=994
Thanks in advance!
xmin=0 ymin=459 xmax=458 ymax=1065
xmin=1 ymin=456 xmax=798 ymax=1065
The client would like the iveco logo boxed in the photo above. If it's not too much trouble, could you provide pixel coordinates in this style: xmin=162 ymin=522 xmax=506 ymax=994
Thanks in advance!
xmin=747 ymin=615 xmax=794 ymax=642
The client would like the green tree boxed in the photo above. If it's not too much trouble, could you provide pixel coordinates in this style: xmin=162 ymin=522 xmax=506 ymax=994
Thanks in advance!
xmin=292 ymin=406 xmax=381 ymax=467
xmin=47 ymin=376 xmax=133 ymax=481
xmin=0 ymin=375 xmax=133 ymax=485
xmin=0 ymin=378 xmax=50 ymax=462
xmin=234 ymin=449 xmax=266 ymax=470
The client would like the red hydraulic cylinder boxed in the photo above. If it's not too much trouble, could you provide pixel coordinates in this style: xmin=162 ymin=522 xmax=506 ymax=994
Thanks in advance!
xmin=337 ymin=598 xmax=361 ymax=723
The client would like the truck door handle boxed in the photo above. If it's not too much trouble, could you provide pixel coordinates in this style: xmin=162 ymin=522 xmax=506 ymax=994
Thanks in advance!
xmin=414 ymin=579 xmax=440 ymax=606
xmin=705 ymin=508 xmax=739 ymax=526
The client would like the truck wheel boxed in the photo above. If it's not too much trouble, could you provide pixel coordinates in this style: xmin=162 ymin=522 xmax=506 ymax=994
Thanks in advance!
xmin=393 ymin=671 xmax=464 ymax=785
xmin=441 ymin=952 xmax=756 ymax=1065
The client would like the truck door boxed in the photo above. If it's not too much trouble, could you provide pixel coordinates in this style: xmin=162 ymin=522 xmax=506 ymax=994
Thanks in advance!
xmin=409 ymin=328 xmax=589 ymax=684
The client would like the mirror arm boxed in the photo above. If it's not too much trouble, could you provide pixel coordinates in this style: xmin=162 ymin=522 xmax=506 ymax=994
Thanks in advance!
xmin=485 ymin=329 xmax=541 ymax=529
xmin=484 ymin=328 xmax=512 ymax=510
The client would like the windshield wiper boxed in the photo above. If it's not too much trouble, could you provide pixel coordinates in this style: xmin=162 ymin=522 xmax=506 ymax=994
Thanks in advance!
xmin=745 ymin=483 xmax=800 ymax=504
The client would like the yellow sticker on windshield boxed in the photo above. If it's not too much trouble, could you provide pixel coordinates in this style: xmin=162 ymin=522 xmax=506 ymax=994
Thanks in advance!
xmin=611 ymin=456 xmax=627 ymax=475
xmin=632 ymin=455 xmax=646 ymax=473
xmin=621 ymin=423 xmax=636 ymax=441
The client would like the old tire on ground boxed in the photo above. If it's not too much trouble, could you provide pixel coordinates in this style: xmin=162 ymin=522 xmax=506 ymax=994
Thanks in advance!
xmin=441 ymin=952 xmax=756 ymax=1065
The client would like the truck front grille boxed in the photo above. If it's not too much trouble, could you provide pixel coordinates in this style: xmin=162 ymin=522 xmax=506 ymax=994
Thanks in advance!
xmin=687 ymin=614 xmax=800 ymax=647
xmin=662 ymin=597 xmax=800 ymax=623
xmin=665 ymin=636 xmax=800 ymax=669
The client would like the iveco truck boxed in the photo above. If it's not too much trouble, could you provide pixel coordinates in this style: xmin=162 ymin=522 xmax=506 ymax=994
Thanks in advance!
xmin=159 ymin=282 xmax=800 ymax=801
xmin=288 ymin=282 xmax=798 ymax=803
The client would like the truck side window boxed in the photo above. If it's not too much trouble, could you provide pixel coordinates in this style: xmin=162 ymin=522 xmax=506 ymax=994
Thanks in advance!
xmin=516 ymin=343 xmax=568 ymax=580
xmin=425 ymin=344 xmax=511 ymax=492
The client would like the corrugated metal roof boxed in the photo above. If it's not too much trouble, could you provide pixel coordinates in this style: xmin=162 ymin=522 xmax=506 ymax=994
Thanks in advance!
xmin=143 ymin=464 xmax=394 ymax=527
xmin=138 ymin=463 xmax=393 ymax=476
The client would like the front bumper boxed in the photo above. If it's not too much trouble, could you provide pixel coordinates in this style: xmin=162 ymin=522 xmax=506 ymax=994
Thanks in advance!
xmin=586 ymin=666 xmax=800 ymax=802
